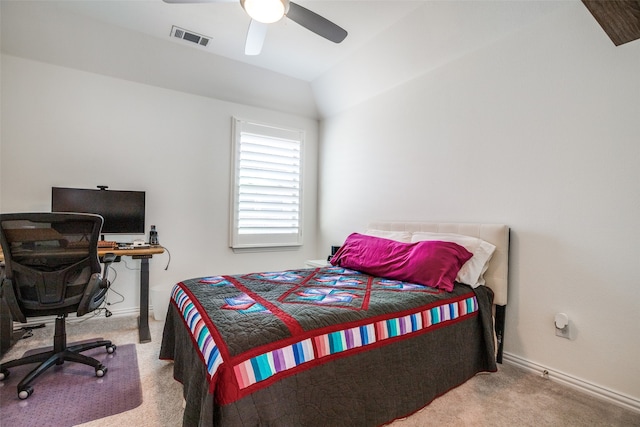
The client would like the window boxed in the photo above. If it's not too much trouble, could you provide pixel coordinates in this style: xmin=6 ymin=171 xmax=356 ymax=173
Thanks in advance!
xmin=230 ymin=118 xmax=304 ymax=250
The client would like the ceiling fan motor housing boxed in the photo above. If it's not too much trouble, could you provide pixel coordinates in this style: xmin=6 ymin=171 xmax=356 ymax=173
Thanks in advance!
xmin=241 ymin=0 xmax=290 ymax=24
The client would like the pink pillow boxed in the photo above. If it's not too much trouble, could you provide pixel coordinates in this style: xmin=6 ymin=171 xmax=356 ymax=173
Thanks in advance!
xmin=330 ymin=233 xmax=472 ymax=292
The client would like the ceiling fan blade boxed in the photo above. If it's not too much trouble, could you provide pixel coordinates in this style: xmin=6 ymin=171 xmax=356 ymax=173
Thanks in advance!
xmin=245 ymin=19 xmax=268 ymax=55
xmin=286 ymin=2 xmax=347 ymax=43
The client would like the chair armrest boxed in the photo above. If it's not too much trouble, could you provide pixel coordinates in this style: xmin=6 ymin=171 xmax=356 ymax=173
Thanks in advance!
xmin=102 ymin=252 xmax=117 ymax=264
xmin=100 ymin=252 xmax=116 ymax=288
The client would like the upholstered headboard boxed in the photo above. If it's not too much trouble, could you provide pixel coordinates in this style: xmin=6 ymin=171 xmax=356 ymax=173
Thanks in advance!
xmin=367 ymin=222 xmax=509 ymax=306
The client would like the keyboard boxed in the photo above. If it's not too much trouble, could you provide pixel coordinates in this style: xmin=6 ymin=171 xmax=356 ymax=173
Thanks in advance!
xmin=117 ymin=244 xmax=150 ymax=250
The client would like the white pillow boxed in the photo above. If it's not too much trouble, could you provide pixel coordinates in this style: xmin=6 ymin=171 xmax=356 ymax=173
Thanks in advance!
xmin=410 ymin=232 xmax=496 ymax=288
xmin=364 ymin=229 xmax=412 ymax=243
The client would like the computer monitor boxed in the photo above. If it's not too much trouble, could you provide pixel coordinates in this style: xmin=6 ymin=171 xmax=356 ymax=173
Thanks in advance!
xmin=51 ymin=186 xmax=146 ymax=235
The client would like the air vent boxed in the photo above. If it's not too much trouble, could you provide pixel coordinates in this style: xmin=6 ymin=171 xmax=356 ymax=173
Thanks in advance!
xmin=170 ymin=26 xmax=210 ymax=47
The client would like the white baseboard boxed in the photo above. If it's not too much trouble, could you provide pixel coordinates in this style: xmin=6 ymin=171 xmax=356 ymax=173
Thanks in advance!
xmin=503 ymin=352 xmax=640 ymax=414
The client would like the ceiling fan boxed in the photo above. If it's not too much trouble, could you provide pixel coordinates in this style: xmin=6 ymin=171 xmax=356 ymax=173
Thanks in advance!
xmin=162 ymin=0 xmax=348 ymax=55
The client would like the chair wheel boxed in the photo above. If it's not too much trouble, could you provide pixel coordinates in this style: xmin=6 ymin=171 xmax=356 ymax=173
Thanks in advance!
xmin=18 ymin=386 xmax=33 ymax=400
xmin=106 ymin=344 xmax=116 ymax=354
xmin=95 ymin=364 xmax=107 ymax=377
xmin=0 ymin=368 xmax=9 ymax=381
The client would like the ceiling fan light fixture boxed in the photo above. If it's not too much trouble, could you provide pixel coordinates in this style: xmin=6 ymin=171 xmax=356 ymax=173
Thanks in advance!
xmin=241 ymin=0 xmax=288 ymax=24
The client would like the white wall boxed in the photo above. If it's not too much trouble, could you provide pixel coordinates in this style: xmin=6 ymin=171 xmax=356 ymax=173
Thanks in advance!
xmin=318 ymin=3 xmax=640 ymax=404
xmin=1 ymin=55 xmax=319 ymax=316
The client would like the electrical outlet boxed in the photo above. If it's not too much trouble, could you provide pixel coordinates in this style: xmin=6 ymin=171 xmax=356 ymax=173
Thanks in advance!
xmin=555 ymin=323 xmax=571 ymax=339
xmin=554 ymin=313 xmax=571 ymax=339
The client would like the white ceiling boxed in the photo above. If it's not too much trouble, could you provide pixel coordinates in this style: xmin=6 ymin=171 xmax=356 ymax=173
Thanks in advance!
xmin=46 ymin=0 xmax=428 ymax=82
xmin=1 ymin=0 xmax=572 ymax=118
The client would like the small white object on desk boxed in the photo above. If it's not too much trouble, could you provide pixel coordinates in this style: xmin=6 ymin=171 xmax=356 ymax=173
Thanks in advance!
xmin=305 ymin=259 xmax=330 ymax=268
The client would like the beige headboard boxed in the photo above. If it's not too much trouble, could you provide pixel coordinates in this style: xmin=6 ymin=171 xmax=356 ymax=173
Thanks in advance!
xmin=367 ymin=221 xmax=509 ymax=306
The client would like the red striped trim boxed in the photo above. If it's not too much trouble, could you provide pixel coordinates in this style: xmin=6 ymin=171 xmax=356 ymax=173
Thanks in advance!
xmin=362 ymin=276 xmax=373 ymax=310
xmin=226 ymin=276 xmax=305 ymax=336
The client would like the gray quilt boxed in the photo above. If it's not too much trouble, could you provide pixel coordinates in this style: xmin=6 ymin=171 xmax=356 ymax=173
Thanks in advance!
xmin=160 ymin=266 xmax=496 ymax=426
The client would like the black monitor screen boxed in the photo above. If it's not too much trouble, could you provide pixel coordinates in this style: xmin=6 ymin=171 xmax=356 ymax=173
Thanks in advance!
xmin=51 ymin=187 xmax=146 ymax=235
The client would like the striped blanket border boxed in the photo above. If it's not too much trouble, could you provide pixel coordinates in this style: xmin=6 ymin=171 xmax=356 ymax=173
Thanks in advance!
xmin=172 ymin=286 xmax=224 ymax=381
xmin=172 ymin=284 xmax=478 ymax=391
xmin=233 ymin=295 xmax=478 ymax=389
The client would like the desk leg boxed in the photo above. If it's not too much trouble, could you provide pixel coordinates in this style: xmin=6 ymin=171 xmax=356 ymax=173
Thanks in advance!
xmin=138 ymin=257 xmax=152 ymax=343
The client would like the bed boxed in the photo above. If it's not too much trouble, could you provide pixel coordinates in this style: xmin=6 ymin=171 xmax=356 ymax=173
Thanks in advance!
xmin=160 ymin=222 xmax=509 ymax=426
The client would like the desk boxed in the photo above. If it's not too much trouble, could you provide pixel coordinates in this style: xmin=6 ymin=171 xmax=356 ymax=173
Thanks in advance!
xmin=0 ymin=246 xmax=164 ymax=344
xmin=98 ymin=246 xmax=164 ymax=343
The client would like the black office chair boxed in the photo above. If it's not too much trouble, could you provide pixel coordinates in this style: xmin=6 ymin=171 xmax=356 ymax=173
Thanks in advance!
xmin=0 ymin=212 xmax=117 ymax=399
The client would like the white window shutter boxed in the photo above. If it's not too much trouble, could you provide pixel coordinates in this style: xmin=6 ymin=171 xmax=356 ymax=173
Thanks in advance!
xmin=230 ymin=118 xmax=304 ymax=249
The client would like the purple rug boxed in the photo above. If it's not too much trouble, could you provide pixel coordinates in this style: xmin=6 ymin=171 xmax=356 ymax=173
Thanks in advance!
xmin=0 ymin=343 xmax=142 ymax=426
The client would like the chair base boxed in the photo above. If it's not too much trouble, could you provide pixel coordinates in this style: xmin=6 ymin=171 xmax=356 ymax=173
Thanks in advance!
xmin=0 ymin=314 xmax=116 ymax=399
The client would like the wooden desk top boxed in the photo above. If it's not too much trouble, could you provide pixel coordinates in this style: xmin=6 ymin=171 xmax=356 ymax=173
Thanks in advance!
xmin=98 ymin=246 xmax=164 ymax=257
xmin=0 ymin=246 xmax=164 ymax=263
